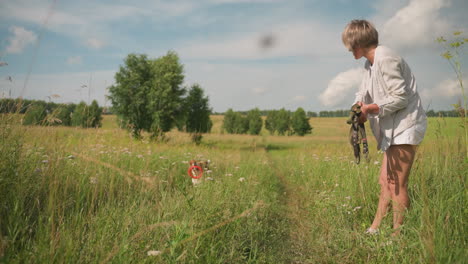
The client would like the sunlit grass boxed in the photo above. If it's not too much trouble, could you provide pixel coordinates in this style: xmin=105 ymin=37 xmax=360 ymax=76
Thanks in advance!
xmin=0 ymin=114 xmax=465 ymax=263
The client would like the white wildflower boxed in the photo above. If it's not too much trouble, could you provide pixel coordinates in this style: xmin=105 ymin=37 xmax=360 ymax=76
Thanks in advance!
xmin=353 ymin=206 xmax=362 ymax=211
xmin=239 ymin=177 xmax=246 ymax=182
xmin=206 ymin=177 xmax=214 ymax=181
xmin=42 ymin=160 xmax=49 ymax=163
xmin=345 ymin=196 xmax=351 ymax=200
xmin=147 ymin=250 xmax=162 ymax=256
xmin=226 ymin=173 xmax=233 ymax=177
xmin=374 ymin=161 xmax=380 ymax=165
xmin=90 ymin=177 xmax=98 ymax=184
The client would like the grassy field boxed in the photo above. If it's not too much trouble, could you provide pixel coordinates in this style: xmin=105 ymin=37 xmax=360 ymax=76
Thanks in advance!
xmin=0 ymin=114 xmax=466 ymax=263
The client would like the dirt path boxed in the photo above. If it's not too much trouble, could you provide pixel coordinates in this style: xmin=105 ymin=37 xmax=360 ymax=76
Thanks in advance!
xmin=265 ymin=150 xmax=315 ymax=263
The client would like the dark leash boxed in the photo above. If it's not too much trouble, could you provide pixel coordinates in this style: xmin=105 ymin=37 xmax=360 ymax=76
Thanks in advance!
xmin=346 ymin=104 xmax=369 ymax=164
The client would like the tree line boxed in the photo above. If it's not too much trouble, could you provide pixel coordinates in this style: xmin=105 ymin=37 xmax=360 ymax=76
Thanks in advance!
xmin=223 ymin=107 xmax=312 ymax=136
xmin=216 ymin=109 xmax=464 ymax=118
xmin=0 ymin=98 xmax=103 ymax=128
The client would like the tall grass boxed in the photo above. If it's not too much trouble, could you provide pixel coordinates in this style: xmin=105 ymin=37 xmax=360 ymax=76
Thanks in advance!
xmin=0 ymin=115 xmax=466 ymax=263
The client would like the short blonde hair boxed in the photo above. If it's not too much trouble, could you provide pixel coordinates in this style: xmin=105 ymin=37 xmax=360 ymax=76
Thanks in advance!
xmin=342 ymin=20 xmax=379 ymax=50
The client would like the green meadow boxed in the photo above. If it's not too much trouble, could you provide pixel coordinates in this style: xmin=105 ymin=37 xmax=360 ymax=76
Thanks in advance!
xmin=0 ymin=115 xmax=466 ymax=263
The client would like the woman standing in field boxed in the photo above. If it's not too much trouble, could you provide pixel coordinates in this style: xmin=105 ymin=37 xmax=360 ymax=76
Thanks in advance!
xmin=342 ymin=19 xmax=427 ymax=236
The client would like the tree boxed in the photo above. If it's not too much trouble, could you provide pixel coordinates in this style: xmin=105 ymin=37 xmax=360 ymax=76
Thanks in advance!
xmin=233 ymin=112 xmax=249 ymax=134
xmin=88 ymin=100 xmax=103 ymax=128
xmin=53 ymin=104 xmax=74 ymax=126
xmin=291 ymin=107 xmax=312 ymax=136
xmin=108 ymin=51 xmax=185 ymax=139
xmin=247 ymin=108 xmax=263 ymax=135
xmin=148 ymin=51 xmax=186 ymax=138
xmin=184 ymin=84 xmax=212 ymax=144
xmin=71 ymin=102 xmax=88 ymax=127
xmin=222 ymin=109 xmax=248 ymax=134
xmin=265 ymin=110 xmax=278 ymax=135
xmin=23 ymin=103 xmax=47 ymax=125
xmin=276 ymin=108 xmax=291 ymax=135
xmin=223 ymin=109 xmax=236 ymax=134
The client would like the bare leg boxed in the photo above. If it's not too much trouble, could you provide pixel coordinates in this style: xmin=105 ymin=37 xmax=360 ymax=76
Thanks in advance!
xmin=386 ymin=145 xmax=416 ymax=236
xmin=370 ymin=153 xmax=391 ymax=230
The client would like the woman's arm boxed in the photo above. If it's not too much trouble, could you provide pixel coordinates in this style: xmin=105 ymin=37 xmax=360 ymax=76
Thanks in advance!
xmin=377 ymin=56 xmax=409 ymax=117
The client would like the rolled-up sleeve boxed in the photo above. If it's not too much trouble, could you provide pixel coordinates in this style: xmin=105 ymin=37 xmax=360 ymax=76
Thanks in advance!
xmin=377 ymin=57 xmax=408 ymax=117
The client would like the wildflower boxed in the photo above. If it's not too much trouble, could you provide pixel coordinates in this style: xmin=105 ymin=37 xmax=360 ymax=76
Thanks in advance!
xmin=226 ymin=173 xmax=233 ymax=177
xmin=353 ymin=206 xmax=362 ymax=211
xmin=147 ymin=250 xmax=162 ymax=256
xmin=206 ymin=177 xmax=214 ymax=181
xmin=42 ymin=160 xmax=49 ymax=163
xmin=235 ymin=166 xmax=240 ymax=170
xmin=90 ymin=177 xmax=98 ymax=184
xmin=181 ymin=161 xmax=189 ymax=164
xmin=345 ymin=196 xmax=351 ymax=200
xmin=67 ymin=155 xmax=75 ymax=159
xmin=374 ymin=161 xmax=380 ymax=165
xmin=239 ymin=177 xmax=246 ymax=182
xmin=137 ymin=154 xmax=144 ymax=159
xmin=206 ymin=170 xmax=212 ymax=174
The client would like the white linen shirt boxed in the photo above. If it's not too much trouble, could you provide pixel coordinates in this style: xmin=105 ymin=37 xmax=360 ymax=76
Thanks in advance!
xmin=354 ymin=46 xmax=427 ymax=151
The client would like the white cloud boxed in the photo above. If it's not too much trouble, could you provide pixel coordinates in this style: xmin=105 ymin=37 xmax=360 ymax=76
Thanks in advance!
xmin=86 ymin=38 xmax=105 ymax=49
xmin=66 ymin=56 xmax=82 ymax=65
xmin=319 ymin=68 xmax=365 ymax=107
xmin=379 ymin=0 xmax=452 ymax=49
xmin=5 ymin=26 xmax=37 ymax=54
xmin=419 ymin=77 xmax=467 ymax=109
xmin=178 ymin=21 xmax=341 ymax=60
xmin=421 ymin=78 xmax=464 ymax=98
xmin=252 ymin=87 xmax=269 ymax=95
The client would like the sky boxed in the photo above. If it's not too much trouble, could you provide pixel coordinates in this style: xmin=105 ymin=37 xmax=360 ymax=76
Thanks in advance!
xmin=0 ymin=0 xmax=467 ymax=113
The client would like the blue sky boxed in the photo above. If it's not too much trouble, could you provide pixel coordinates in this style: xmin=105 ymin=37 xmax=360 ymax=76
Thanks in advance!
xmin=0 ymin=0 xmax=467 ymax=112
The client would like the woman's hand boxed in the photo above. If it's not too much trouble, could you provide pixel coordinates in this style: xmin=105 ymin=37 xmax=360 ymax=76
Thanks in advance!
xmin=357 ymin=102 xmax=380 ymax=123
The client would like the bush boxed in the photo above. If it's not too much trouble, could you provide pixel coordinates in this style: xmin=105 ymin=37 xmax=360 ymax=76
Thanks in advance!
xmin=291 ymin=107 xmax=312 ymax=136
xmin=23 ymin=103 xmax=47 ymax=126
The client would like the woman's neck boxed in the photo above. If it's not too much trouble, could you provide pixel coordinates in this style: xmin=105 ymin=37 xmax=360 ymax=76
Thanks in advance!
xmin=364 ymin=46 xmax=377 ymax=65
